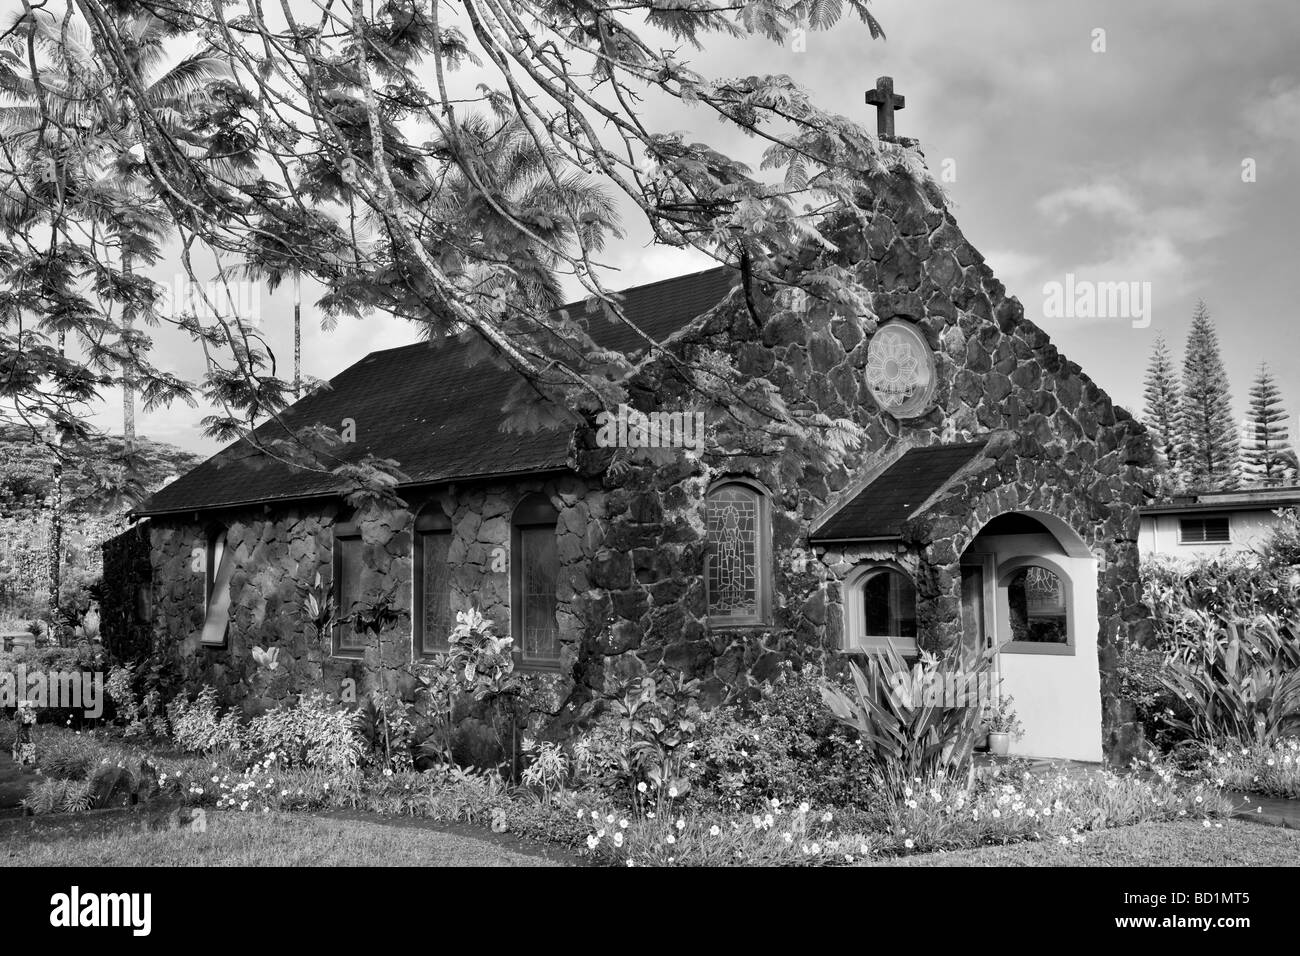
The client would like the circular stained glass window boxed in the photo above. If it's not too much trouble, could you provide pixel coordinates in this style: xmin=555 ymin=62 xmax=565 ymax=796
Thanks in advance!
xmin=865 ymin=321 xmax=936 ymax=418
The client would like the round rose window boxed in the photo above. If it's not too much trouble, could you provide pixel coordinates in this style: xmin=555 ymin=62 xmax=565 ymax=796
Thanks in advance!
xmin=865 ymin=321 xmax=936 ymax=418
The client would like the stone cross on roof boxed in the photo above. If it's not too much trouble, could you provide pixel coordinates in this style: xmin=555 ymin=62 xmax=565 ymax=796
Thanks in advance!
xmin=865 ymin=76 xmax=905 ymax=138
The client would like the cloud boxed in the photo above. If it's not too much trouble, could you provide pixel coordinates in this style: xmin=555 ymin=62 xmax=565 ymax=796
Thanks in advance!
xmin=1245 ymin=78 xmax=1300 ymax=143
xmin=1035 ymin=182 xmax=1143 ymax=226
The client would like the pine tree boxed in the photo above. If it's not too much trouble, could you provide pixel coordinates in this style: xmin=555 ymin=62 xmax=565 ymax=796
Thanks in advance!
xmin=1143 ymin=335 xmax=1182 ymax=479
xmin=1179 ymin=301 xmax=1240 ymax=490
xmin=1242 ymin=363 xmax=1294 ymax=486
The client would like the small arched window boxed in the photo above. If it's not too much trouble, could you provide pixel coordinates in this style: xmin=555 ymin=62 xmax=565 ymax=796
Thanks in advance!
xmin=1005 ymin=564 xmax=1069 ymax=645
xmin=413 ymin=505 xmax=453 ymax=656
xmin=200 ymin=525 xmax=232 ymax=647
xmin=705 ymin=480 xmax=771 ymax=626
xmin=512 ymin=494 xmax=560 ymax=667
xmin=843 ymin=565 xmax=918 ymax=655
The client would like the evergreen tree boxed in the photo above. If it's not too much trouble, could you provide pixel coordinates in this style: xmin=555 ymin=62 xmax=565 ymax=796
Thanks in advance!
xmin=1179 ymin=301 xmax=1239 ymax=490
xmin=1242 ymin=363 xmax=1295 ymax=486
xmin=1142 ymin=335 xmax=1182 ymax=480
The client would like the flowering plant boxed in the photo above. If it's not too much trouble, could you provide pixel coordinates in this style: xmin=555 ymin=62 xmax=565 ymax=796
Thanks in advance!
xmin=983 ymin=695 xmax=1024 ymax=739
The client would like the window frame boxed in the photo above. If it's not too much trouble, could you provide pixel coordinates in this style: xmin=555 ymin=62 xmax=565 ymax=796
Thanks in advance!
xmin=841 ymin=562 xmax=919 ymax=657
xmin=703 ymin=478 xmax=773 ymax=628
xmin=1178 ymin=514 xmax=1231 ymax=545
xmin=412 ymin=507 xmax=454 ymax=659
xmin=331 ymin=517 xmax=366 ymax=659
xmin=510 ymin=494 xmax=562 ymax=671
xmin=997 ymin=555 xmax=1075 ymax=657
xmin=200 ymin=524 xmax=232 ymax=648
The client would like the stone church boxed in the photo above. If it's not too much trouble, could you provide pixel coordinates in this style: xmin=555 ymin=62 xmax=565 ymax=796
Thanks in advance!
xmin=107 ymin=91 xmax=1154 ymax=765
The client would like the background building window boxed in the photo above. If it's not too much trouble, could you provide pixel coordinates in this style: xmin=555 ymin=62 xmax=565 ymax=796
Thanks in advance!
xmin=512 ymin=495 xmax=560 ymax=666
xmin=413 ymin=508 xmax=453 ymax=656
xmin=333 ymin=518 xmax=365 ymax=656
xmin=705 ymin=481 xmax=770 ymax=625
xmin=200 ymin=526 xmax=232 ymax=646
xmin=1006 ymin=564 xmax=1068 ymax=644
xmin=1179 ymin=515 xmax=1230 ymax=544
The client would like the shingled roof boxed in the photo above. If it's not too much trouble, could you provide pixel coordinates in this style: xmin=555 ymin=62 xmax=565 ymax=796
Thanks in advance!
xmin=810 ymin=441 xmax=989 ymax=541
xmin=138 ymin=267 xmax=737 ymax=517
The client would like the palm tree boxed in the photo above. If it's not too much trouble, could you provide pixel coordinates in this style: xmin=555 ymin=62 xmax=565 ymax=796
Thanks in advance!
xmin=421 ymin=113 xmax=621 ymax=328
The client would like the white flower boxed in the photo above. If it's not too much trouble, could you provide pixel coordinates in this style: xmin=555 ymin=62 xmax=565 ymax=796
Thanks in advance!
xmin=613 ymin=832 xmax=624 ymax=847
xmin=709 ymin=825 xmax=721 ymax=836
xmin=587 ymin=834 xmax=600 ymax=849
xmin=799 ymin=801 xmax=811 ymax=814
xmin=665 ymin=835 xmax=676 ymax=845
xmin=668 ymin=787 xmax=679 ymax=798
xmin=904 ymin=838 xmax=914 ymax=849
xmin=637 ymin=782 xmax=647 ymax=793
xmin=619 ymin=818 xmax=629 ymax=829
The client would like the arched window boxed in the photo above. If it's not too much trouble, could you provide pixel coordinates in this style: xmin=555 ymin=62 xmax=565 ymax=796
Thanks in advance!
xmin=843 ymin=564 xmax=918 ymax=655
xmin=512 ymin=494 xmax=560 ymax=667
xmin=1004 ymin=563 xmax=1069 ymax=645
xmin=332 ymin=513 xmax=365 ymax=657
xmin=413 ymin=506 xmax=453 ymax=656
xmin=200 ymin=525 xmax=233 ymax=647
xmin=705 ymin=480 xmax=771 ymax=626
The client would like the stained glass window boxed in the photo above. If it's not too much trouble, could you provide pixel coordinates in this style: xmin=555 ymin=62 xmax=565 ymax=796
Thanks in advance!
xmin=865 ymin=321 xmax=936 ymax=419
xmin=706 ymin=484 xmax=767 ymax=623
xmin=1006 ymin=565 xmax=1068 ymax=644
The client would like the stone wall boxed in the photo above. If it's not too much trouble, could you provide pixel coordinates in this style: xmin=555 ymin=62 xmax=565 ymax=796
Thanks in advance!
xmin=139 ymin=474 xmax=605 ymax=721
xmin=567 ymin=162 xmax=1154 ymax=757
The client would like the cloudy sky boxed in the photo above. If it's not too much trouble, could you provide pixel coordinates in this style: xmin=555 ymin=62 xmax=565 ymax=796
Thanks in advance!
xmin=102 ymin=0 xmax=1300 ymax=457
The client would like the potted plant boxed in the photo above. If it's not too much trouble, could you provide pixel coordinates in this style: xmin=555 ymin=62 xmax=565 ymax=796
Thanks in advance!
xmin=983 ymin=695 xmax=1024 ymax=757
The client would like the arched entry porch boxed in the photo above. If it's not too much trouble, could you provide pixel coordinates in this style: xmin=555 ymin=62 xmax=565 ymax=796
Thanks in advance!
xmin=960 ymin=511 xmax=1102 ymax=762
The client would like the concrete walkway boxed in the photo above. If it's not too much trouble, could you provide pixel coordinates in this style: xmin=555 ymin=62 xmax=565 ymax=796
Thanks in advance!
xmin=1223 ymin=789 xmax=1300 ymax=829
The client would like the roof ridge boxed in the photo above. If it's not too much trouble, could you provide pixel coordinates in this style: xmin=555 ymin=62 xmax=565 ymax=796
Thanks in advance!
xmin=353 ymin=265 xmax=734 ymax=361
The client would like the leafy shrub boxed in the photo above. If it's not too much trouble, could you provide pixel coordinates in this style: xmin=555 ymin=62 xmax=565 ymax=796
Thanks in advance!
xmin=31 ymin=729 xmax=105 ymax=779
xmin=105 ymin=664 xmax=143 ymax=732
xmin=245 ymin=692 xmax=364 ymax=770
xmin=519 ymin=739 xmax=570 ymax=800
xmin=22 ymin=778 xmax=94 ymax=815
xmin=166 ymin=686 xmax=242 ymax=754
xmin=1160 ymin=616 xmax=1300 ymax=745
xmin=819 ymin=643 xmax=994 ymax=791
xmin=681 ymin=665 xmax=876 ymax=812
xmin=353 ymin=691 xmax=415 ymax=772
xmin=1116 ymin=642 xmax=1185 ymax=746
xmin=1197 ymin=738 xmax=1300 ymax=798
xmin=577 ymin=670 xmax=699 ymax=801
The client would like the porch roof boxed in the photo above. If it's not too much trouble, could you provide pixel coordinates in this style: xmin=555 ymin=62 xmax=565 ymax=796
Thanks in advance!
xmin=810 ymin=440 xmax=988 ymax=542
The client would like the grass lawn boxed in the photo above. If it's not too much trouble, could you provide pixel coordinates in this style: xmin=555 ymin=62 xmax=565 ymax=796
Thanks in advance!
xmin=873 ymin=820 xmax=1300 ymax=866
xmin=0 ymin=808 xmax=575 ymax=867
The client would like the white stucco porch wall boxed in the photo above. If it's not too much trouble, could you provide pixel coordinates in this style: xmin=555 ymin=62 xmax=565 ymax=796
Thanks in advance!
xmin=972 ymin=532 xmax=1103 ymax=763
